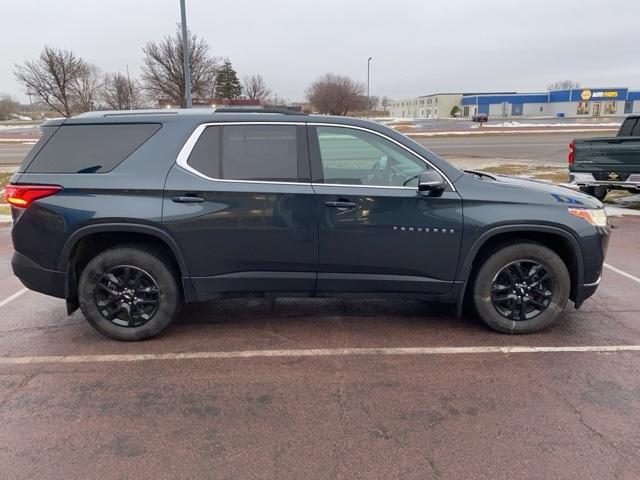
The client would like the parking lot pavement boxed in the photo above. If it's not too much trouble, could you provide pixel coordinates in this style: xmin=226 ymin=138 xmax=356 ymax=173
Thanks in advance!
xmin=1 ymin=217 xmax=640 ymax=479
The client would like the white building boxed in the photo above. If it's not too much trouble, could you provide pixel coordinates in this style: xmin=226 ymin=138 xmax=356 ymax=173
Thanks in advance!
xmin=389 ymin=93 xmax=463 ymax=119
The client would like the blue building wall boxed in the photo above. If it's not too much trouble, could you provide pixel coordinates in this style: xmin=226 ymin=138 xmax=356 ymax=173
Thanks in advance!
xmin=461 ymin=88 xmax=640 ymax=115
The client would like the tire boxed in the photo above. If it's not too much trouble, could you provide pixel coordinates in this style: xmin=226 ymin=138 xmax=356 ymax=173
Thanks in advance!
xmin=78 ymin=246 xmax=180 ymax=340
xmin=579 ymin=186 xmax=608 ymax=201
xmin=473 ymin=243 xmax=570 ymax=334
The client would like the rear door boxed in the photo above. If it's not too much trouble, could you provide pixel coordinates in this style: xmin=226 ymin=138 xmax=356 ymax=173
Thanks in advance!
xmin=163 ymin=122 xmax=318 ymax=294
xmin=308 ymin=124 xmax=463 ymax=295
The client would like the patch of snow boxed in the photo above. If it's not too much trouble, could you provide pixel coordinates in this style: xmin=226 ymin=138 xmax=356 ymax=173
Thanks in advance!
xmin=605 ymin=206 xmax=640 ymax=217
xmin=408 ymin=128 xmax=619 ymax=137
xmin=611 ymin=193 xmax=640 ymax=205
xmin=0 ymin=124 xmax=40 ymax=130
xmin=471 ymin=121 xmax=621 ymax=129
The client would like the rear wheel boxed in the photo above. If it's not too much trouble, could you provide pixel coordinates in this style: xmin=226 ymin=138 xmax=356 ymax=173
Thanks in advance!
xmin=78 ymin=246 xmax=180 ymax=340
xmin=473 ymin=243 xmax=570 ymax=334
xmin=579 ymin=186 xmax=608 ymax=201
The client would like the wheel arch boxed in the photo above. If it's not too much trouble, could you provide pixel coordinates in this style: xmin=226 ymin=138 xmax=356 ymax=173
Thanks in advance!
xmin=456 ymin=224 xmax=584 ymax=315
xmin=60 ymin=223 xmax=191 ymax=312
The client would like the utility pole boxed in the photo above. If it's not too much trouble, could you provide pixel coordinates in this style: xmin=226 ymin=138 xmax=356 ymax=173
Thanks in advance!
xmin=180 ymin=0 xmax=192 ymax=108
xmin=367 ymin=57 xmax=373 ymax=101
xmin=126 ymin=65 xmax=133 ymax=110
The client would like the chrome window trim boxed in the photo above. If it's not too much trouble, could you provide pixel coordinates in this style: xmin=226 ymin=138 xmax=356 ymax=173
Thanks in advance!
xmin=175 ymin=120 xmax=455 ymax=191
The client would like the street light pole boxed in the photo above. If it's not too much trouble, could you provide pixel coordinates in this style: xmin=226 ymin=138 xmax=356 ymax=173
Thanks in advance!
xmin=367 ymin=57 xmax=373 ymax=101
xmin=180 ymin=0 xmax=192 ymax=108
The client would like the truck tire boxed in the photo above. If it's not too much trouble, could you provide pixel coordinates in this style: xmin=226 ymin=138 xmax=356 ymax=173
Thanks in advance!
xmin=473 ymin=243 xmax=570 ymax=334
xmin=579 ymin=186 xmax=608 ymax=201
xmin=78 ymin=246 xmax=180 ymax=341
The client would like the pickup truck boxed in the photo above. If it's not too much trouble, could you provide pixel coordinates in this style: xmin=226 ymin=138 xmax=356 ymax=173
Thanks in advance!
xmin=569 ymin=115 xmax=640 ymax=200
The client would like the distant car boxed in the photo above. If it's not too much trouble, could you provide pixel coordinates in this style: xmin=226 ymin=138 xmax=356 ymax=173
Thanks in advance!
xmin=472 ymin=113 xmax=488 ymax=122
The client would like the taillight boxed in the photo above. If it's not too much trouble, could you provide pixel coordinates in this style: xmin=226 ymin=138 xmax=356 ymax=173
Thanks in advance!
xmin=568 ymin=142 xmax=575 ymax=168
xmin=3 ymin=184 xmax=62 ymax=208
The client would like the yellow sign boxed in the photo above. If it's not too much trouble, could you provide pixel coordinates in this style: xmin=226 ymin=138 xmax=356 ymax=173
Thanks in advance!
xmin=580 ymin=89 xmax=619 ymax=101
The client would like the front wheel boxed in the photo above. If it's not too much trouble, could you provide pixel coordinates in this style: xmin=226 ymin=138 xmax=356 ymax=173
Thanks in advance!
xmin=78 ymin=246 xmax=180 ymax=340
xmin=473 ymin=243 xmax=570 ymax=334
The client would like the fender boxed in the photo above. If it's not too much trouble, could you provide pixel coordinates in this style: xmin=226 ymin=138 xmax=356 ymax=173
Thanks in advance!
xmin=59 ymin=222 xmax=190 ymax=276
xmin=454 ymin=224 xmax=585 ymax=316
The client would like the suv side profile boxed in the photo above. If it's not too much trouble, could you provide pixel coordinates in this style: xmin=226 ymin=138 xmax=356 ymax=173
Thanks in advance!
xmin=6 ymin=109 xmax=610 ymax=340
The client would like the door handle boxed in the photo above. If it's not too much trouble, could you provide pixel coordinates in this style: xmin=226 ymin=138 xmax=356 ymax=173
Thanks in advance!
xmin=172 ymin=195 xmax=205 ymax=204
xmin=324 ymin=200 xmax=356 ymax=209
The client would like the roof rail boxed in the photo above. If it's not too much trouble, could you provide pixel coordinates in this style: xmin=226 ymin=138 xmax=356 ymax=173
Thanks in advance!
xmin=214 ymin=107 xmax=306 ymax=115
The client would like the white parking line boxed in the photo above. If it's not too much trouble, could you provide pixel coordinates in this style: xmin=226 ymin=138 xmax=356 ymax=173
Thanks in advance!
xmin=0 ymin=345 xmax=639 ymax=366
xmin=0 ymin=288 xmax=27 ymax=308
xmin=604 ymin=263 xmax=640 ymax=285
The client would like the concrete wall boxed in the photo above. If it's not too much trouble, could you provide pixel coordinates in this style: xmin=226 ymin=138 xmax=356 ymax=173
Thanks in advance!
xmin=523 ymin=103 xmax=547 ymax=116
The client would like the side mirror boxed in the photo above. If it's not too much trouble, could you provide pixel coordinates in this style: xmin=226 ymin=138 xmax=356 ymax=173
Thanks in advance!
xmin=418 ymin=170 xmax=446 ymax=196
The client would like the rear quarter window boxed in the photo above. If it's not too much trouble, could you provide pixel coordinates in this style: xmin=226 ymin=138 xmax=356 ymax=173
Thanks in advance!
xmin=18 ymin=125 xmax=59 ymax=172
xmin=24 ymin=123 xmax=161 ymax=173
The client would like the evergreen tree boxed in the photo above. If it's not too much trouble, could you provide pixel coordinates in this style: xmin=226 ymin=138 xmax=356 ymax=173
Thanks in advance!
xmin=214 ymin=59 xmax=242 ymax=99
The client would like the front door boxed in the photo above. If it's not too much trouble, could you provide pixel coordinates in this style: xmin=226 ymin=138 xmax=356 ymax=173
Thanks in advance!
xmin=163 ymin=123 xmax=317 ymax=294
xmin=593 ymin=102 xmax=601 ymax=116
xmin=309 ymin=125 xmax=463 ymax=295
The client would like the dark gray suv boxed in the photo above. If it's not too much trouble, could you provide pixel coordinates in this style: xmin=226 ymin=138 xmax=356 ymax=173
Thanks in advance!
xmin=6 ymin=109 xmax=610 ymax=340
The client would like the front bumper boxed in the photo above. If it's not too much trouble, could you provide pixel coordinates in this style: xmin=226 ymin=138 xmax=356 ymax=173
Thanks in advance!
xmin=573 ymin=226 xmax=610 ymax=308
xmin=12 ymin=251 xmax=66 ymax=299
xmin=574 ymin=275 xmax=601 ymax=308
xmin=570 ymin=172 xmax=640 ymax=189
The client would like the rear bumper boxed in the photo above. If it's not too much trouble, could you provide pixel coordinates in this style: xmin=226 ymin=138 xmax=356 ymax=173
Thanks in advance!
xmin=570 ymin=172 xmax=640 ymax=189
xmin=12 ymin=251 xmax=66 ymax=299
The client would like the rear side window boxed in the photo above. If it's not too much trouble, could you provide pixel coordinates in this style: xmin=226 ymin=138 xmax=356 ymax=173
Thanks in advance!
xmin=25 ymin=123 xmax=161 ymax=173
xmin=186 ymin=124 xmax=301 ymax=182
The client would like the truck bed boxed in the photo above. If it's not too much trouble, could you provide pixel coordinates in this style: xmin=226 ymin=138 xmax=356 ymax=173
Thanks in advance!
xmin=572 ymin=137 xmax=640 ymax=177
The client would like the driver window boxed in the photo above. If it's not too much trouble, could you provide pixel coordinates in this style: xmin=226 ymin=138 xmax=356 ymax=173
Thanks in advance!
xmin=316 ymin=126 xmax=426 ymax=187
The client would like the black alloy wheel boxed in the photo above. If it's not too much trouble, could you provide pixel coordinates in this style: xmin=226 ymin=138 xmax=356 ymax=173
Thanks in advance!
xmin=490 ymin=260 xmax=553 ymax=321
xmin=93 ymin=265 xmax=160 ymax=327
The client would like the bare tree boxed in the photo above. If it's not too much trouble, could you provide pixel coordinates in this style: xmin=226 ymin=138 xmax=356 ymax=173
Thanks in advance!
xmin=381 ymin=96 xmax=392 ymax=110
xmin=142 ymin=26 xmax=218 ymax=107
xmin=366 ymin=95 xmax=380 ymax=111
xmin=547 ymin=80 xmax=580 ymax=91
xmin=306 ymin=73 xmax=367 ymax=116
xmin=0 ymin=93 xmax=20 ymax=121
xmin=242 ymin=74 xmax=271 ymax=101
xmin=102 ymin=72 xmax=143 ymax=110
xmin=14 ymin=46 xmax=89 ymax=117
xmin=71 ymin=64 xmax=103 ymax=112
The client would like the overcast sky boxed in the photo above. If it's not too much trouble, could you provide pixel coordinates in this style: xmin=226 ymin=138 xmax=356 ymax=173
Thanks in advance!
xmin=1 ymin=0 xmax=639 ymax=103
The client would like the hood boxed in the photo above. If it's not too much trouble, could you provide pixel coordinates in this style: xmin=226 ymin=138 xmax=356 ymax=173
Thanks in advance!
xmin=462 ymin=170 xmax=603 ymax=209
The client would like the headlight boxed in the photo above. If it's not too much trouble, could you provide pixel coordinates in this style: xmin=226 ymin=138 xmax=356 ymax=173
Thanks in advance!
xmin=568 ymin=208 xmax=608 ymax=227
